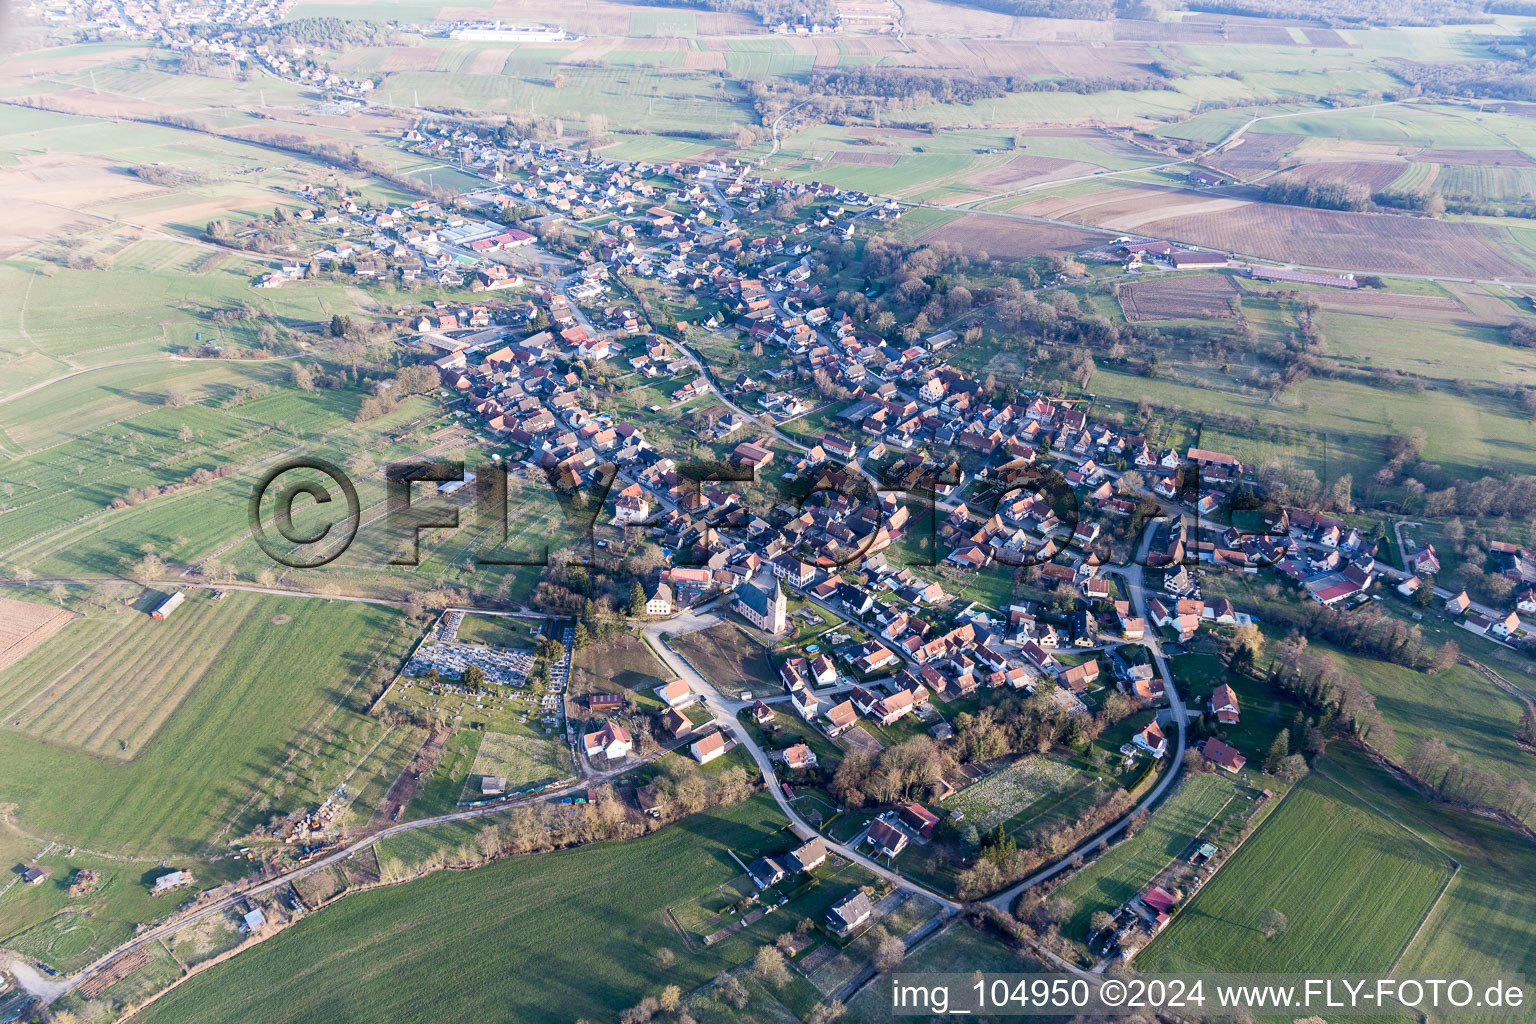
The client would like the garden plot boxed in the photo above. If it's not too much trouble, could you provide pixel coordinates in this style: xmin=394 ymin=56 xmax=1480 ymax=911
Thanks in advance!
xmin=945 ymin=756 xmax=1076 ymax=833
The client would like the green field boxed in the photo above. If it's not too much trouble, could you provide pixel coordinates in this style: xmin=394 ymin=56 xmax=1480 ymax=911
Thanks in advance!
xmin=1050 ymin=772 xmax=1247 ymax=943
xmin=133 ymin=794 xmax=810 ymax=1024
xmin=1139 ymin=771 xmax=1454 ymax=973
xmin=0 ymin=590 xmax=416 ymax=854
xmin=846 ymin=921 xmax=1041 ymax=1023
xmin=466 ymin=725 xmax=571 ymax=791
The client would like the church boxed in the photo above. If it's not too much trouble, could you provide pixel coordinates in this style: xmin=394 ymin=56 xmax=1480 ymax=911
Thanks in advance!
xmin=735 ymin=570 xmax=787 ymax=635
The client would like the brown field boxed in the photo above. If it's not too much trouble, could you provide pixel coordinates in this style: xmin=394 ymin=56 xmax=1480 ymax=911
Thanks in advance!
xmin=464 ymin=49 xmax=509 ymax=76
xmin=1141 ymin=204 xmax=1527 ymax=278
xmin=895 ymin=0 xmax=1036 ymax=38
xmin=1283 ymin=159 xmax=1408 ymax=192
xmin=810 ymin=37 xmax=841 ymax=68
xmin=78 ymin=948 xmax=151 ymax=1000
xmin=621 ymin=37 xmax=689 ymax=52
xmin=1113 ymin=14 xmax=1301 ymax=45
xmin=919 ymin=213 xmax=1111 ymax=257
xmin=435 ymin=0 xmax=759 ymax=34
xmin=681 ymin=51 xmax=727 ymax=71
xmin=1492 ymin=101 xmax=1536 ymax=119
xmin=1203 ymin=133 xmax=1303 ymax=179
xmin=0 ymin=152 xmax=172 ymax=212
xmin=830 ymin=150 xmax=900 ymax=167
xmin=1012 ymin=183 xmax=1248 ymax=231
xmin=561 ymin=38 xmax=621 ymax=62
xmin=0 ymin=597 xmax=73 ymax=674
xmin=4 ymin=46 xmax=155 ymax=75
xmin=12 ymin=87 xmax=167 ymax=121
xmin=0 ymin=594 xmax=268 ymax=760
xmin=1119 ymin=274 xmax=1241 ymax=322
xmin=836 ymin=35 xmax=910 ymax=58
xmin=1439 ymin=280 xmax=1521 ymax=324
xmin=1309 ymin=290 xmax=1470 ymax=322
xmin=1039 ymin=41 xmax=1159 ymax=78
xmin=1304 ymin=27 xmax=1350 ymax=46
xmin=889 ymin=37 xmax=1154 ymax=79
xmin=692 ymin=10 xmax=763 ymax=33
xmin=669 ymin=623 xmax=777 ymax=696
xmin=963 ymin=154 xmax=1103 ymax=191
xmin=1418 ymin=148 xmax=1536 ymax=167
xmin=379 ymin=48 xmax=442 ymax=72
xmin=843 ymin=723 xmax=883 ymax=754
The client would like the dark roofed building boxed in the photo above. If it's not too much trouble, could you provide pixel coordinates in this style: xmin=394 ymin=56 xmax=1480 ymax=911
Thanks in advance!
xmin=748 ymin=856 xmax=787 ymax=889
xmin=735 ymin=570 xmax=787 ymax=634
xmin=827 ymin=889 xmax=874 ymax=935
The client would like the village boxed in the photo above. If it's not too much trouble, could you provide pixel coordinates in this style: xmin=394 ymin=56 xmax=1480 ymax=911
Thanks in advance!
xmin=170 ymin=113 xmax=1536 ymax=961
xmin=12 ymin=0 xmax=1536 ymax=1010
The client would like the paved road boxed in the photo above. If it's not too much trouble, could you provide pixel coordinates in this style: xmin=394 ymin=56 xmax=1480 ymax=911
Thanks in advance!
xmin=984 ymin=524 xmax=1187 ymax=915
xmin=640 ymin=615 xmax=962 ymax=912
xmin=44 ymin=757 xmax=644 ymax=1000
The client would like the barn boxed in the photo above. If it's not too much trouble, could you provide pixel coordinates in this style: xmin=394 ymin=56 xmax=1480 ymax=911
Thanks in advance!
xmin=151 ymin=592 xmax=184 ymax=620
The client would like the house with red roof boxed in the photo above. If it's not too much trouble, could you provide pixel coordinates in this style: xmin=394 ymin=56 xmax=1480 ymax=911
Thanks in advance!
xmin=866 ymin=817 xmax=908 ymax=858
xmin=583 ymin=722 xmax=633 ymax=761
xmin=1201 ymin=737 xmax=1246 ymax=773
xmin=1209 ymin=683 xmax=1240 ymax=724
xmin=1134 ymin=719 xmax=1167 ymax=758
xmin=899 ymin=803 xmax=939 ymax=839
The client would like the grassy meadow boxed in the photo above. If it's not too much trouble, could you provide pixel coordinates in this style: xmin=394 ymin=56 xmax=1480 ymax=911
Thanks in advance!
xmin=132 ymin=794 xmax=817 ymax=1024
xmin=1139 ymin=770 xmax=1454 ymax=974
xmin=0 ymin=590 xmax=417 ymax=855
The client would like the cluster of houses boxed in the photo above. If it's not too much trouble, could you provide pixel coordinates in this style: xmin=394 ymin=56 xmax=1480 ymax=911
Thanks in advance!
xmin=267 ymin=188 xmax=538 ymax=291
xmin=84 ymin=0 xmax=294 ymax=39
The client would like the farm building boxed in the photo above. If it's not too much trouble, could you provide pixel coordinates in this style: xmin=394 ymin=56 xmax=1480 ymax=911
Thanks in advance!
xmin=1248 ymin=266 xmax=1358 ymax=289
xmin=1169 ymin=251 xmax=1229 ymax=269
xmin=152 ymin=869 xmax=194 ymax=894
xmin=151 ymin=592 xmax=185 ymax=620
xmin=21 ymin=865 xmax=49 ymax=886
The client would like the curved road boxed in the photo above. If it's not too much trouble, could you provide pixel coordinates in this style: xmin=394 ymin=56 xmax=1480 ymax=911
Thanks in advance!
xmin=640 ymin=612 xmax=961 ymax=912
xmin=47 ymin=759 xmax=645 ymax=999
xmin=986 ymin=524 xmax=1187 ymax=914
